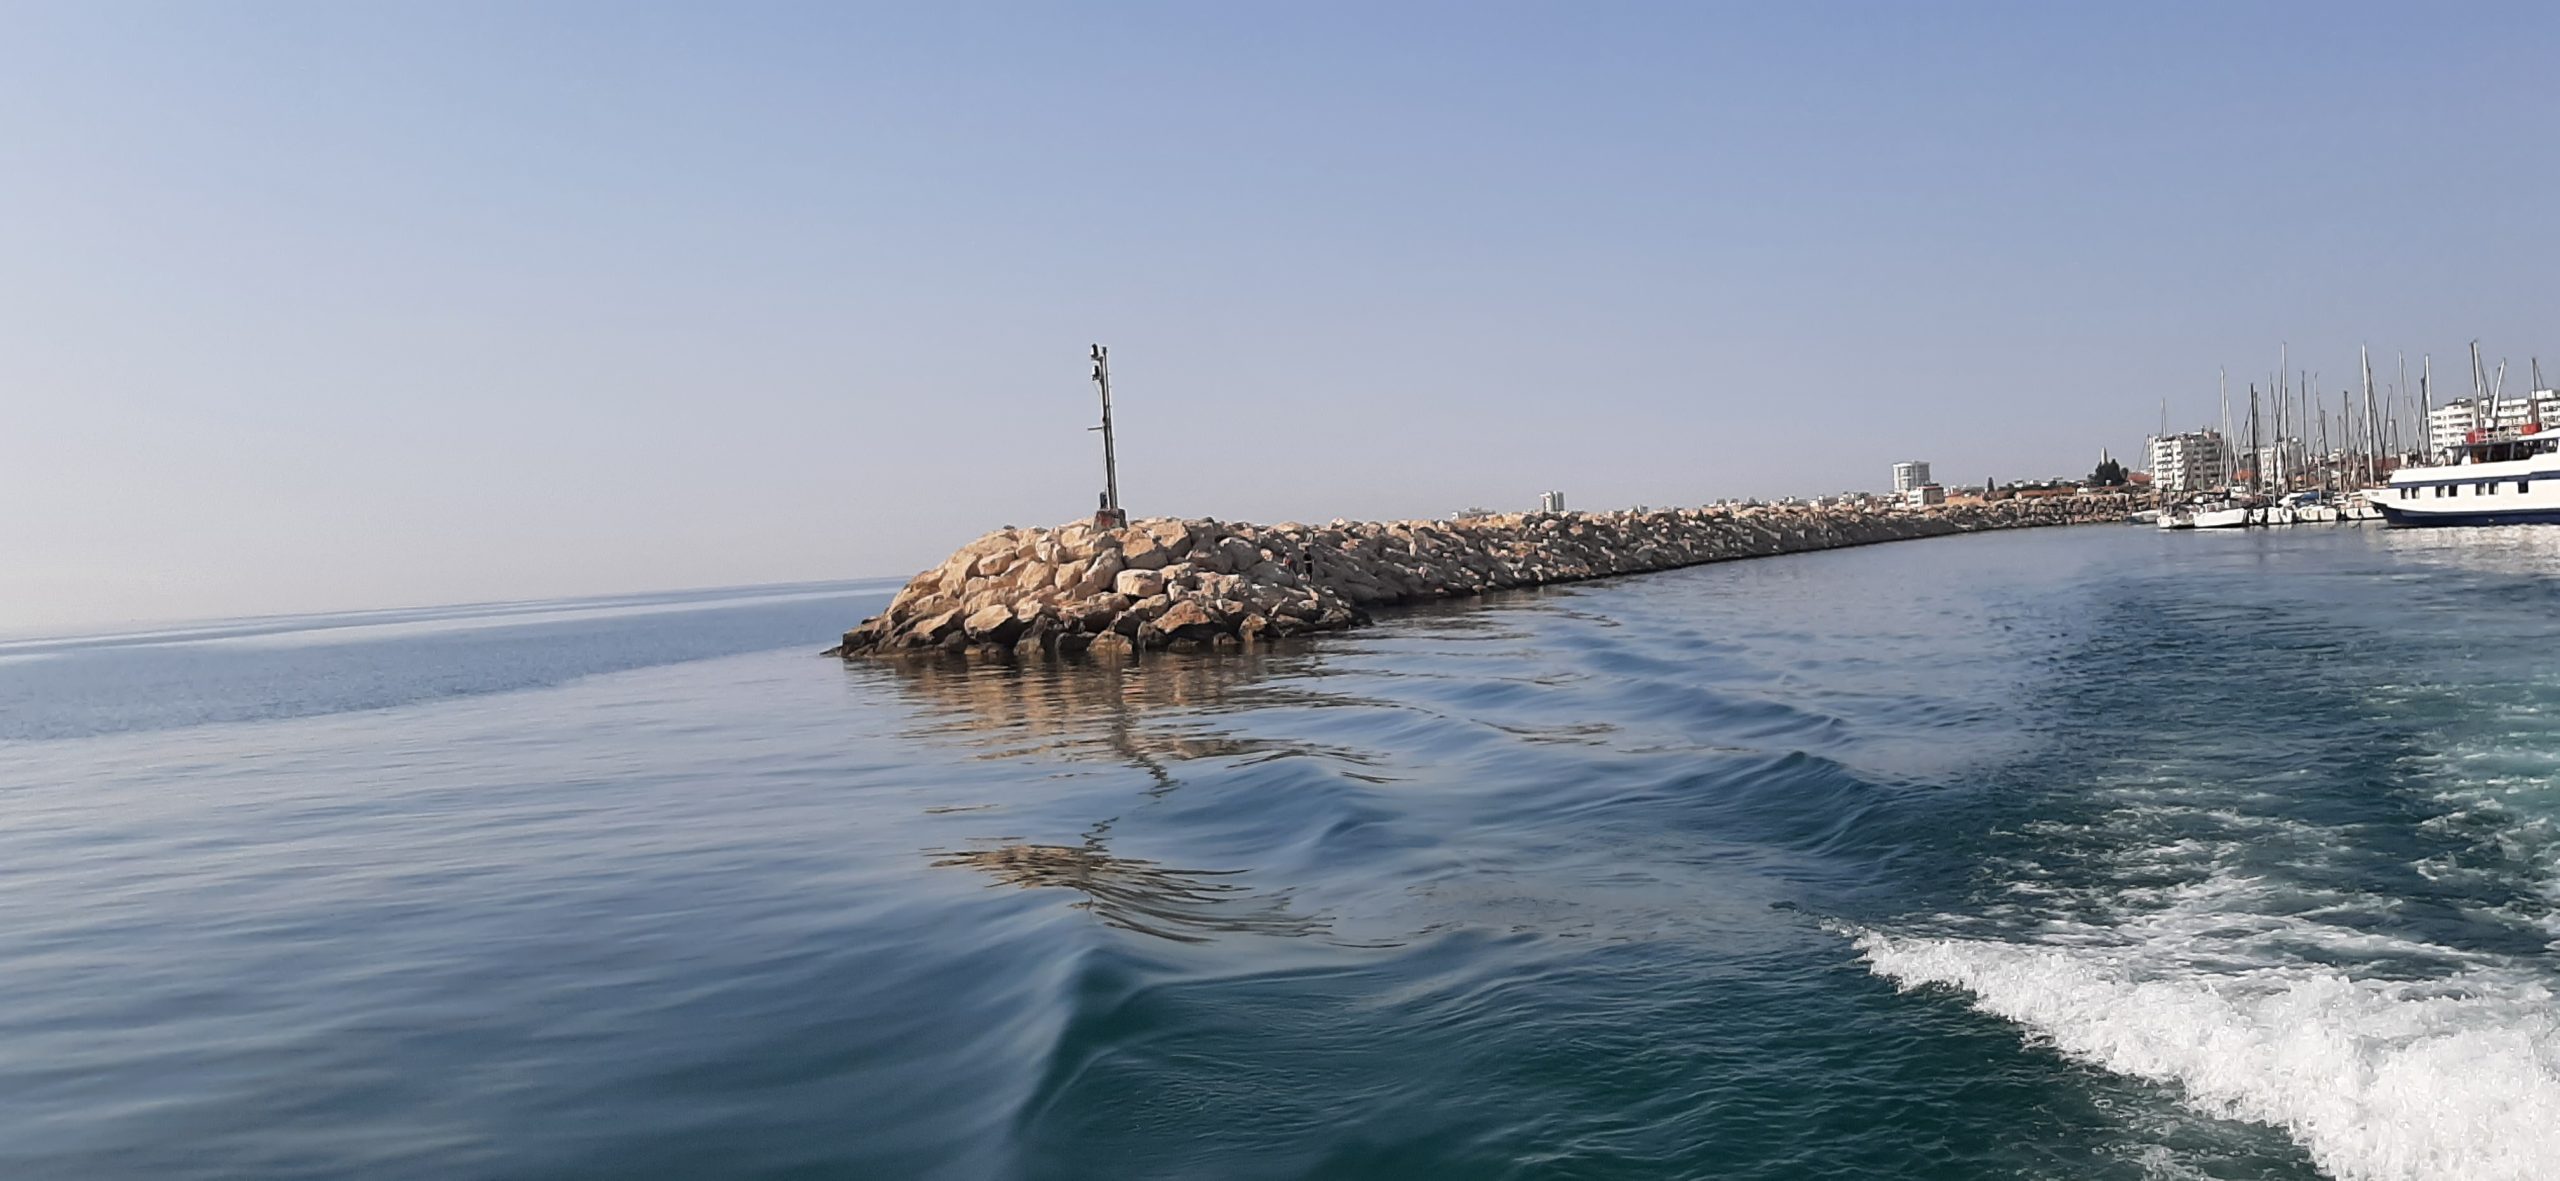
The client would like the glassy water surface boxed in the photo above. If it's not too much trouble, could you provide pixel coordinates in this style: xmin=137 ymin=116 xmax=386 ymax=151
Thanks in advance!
xmin=7 ymin=528 xmax=2559 ymax=1180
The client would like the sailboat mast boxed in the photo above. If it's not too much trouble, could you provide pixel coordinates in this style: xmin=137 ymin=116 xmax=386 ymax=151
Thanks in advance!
xmin=2249 ymin=383 xmax=2263 ymax=496
xmin=2283 ymin=340 xmax=2304 ymax=491
xmin=2283 ymin=363 xmax=2304 ymax=486
xmin=2422 ymin=354 xmax=2434 ymax=459
xmin=2305 ymin=379 xmax=2313 ymax=490
xmin=2471 ymin=341 xmax=2489 ymax=434
xmin=2362 ymin=346 xmax=2380 ymax=485
xmin=2536 ymin=358 xmax=2548 ymax=430
xmin=2217 ymin=368 xmax=2230 ymax=485
xmin=2321 ymin=399 xmax=2333 ymax=498
xmin=2397 ymin=353 xmax=2410 ymax=460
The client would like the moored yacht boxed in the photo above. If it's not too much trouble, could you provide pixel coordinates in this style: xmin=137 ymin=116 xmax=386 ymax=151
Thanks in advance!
xmin=2377 ymin=430 xmax=2560 ymax=526
xmin=2191 ymin=500 xmax=2257 ymax=529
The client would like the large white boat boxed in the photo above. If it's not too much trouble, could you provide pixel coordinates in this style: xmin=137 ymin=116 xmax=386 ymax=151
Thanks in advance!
xmin=2376 ymin=431 xmax=2560 ymax=526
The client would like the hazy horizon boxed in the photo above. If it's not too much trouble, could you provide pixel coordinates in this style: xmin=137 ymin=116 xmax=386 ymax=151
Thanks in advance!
xmin=9 ymin=2 xmax=2556 ymax=631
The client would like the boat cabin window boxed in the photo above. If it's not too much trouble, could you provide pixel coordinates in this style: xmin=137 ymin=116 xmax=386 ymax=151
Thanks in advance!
xmin=2520 ymin=480 xmax=2533 ymax=494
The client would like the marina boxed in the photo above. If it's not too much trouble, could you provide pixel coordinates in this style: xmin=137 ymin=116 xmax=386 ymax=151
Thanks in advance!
xmin=2151 ymin=343 xmax=2553 ymax=532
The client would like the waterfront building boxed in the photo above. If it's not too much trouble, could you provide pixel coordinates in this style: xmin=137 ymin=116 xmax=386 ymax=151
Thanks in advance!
xmin=2254 ymin=441 xmax=2303 ymax=489
xmin=2428 ymin=392 xmax=2560 ymax=455
xmin=1905 ymin=483 xmax=1946 ymax=506
xmin=1538 ymin=490 xmax=1567 ymax=513
xmin=1891 ymin=461 xmax=1932 ymax=494
xmin=2145 ymin=431 xmax=2233 ymax=494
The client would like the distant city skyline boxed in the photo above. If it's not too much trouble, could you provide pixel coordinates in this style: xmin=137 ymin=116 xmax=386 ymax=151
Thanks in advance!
xmin=6 ymin=3 xmax=2556 ymax=630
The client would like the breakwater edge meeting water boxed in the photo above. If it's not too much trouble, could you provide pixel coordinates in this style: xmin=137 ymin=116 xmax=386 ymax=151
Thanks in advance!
xmin=831 ymin=495 xmax=2139 ymax=660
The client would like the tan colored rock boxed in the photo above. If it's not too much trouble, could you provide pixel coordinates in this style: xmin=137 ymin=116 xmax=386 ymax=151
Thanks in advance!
xmin=1120 ymin=534 xmax=1170 ymax=570
xmin=1153 ymin=598 xmax=1218 ymax=639
xmin=963 ymin=604 xmax=1024 ymax=644
xmin=1075 ymin=550 xmax=1125 ymax=596
xmin=1114 ymin=568 xmax=1166 ymax=598
xmin=908 ymin=608 xmax=964 ymax=645
xmin=1078 ymin=593 xmax=1131 ymax=632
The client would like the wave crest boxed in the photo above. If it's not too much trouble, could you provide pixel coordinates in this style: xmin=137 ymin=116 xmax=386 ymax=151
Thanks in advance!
xmin=1853 ymin=928 xmax=2560 ymax=1181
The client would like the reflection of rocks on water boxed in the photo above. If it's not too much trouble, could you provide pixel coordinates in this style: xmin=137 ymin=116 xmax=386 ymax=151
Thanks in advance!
xmin=931 ymin=825 xmax=1327 ymax=944
xmin=854 ymin=649 xmax=1388 ymax=786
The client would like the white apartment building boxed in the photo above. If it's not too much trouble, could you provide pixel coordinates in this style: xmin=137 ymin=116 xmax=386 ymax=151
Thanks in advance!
xmin=2428 ymin=392 xmax=2560 ymax=454
xmin=1891 ymin=461 xmax=1932 ymax=494
xmin=2255 ymin=441 xmax=2301 ymax=488
xmin=2145 ymin=431 xmax=2232 ymax=494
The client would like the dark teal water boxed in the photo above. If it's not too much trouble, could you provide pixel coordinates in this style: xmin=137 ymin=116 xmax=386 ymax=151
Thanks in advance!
xmin=7 ymin=528 xmax=2558 ymax=1180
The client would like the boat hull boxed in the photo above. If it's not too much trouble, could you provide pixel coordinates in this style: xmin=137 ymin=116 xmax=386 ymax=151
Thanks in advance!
xmin=2377 ymin=502 xmax=2560 ymax=527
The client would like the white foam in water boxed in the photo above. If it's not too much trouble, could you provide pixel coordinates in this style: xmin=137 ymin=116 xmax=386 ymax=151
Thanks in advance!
xmin=1854 ymin=920 xmax=2560 ymax=1181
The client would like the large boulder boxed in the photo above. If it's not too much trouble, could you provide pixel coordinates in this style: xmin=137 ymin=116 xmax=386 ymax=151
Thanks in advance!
xmin=1151 ymin=598 xmax=1221 ymax=641
xmin=1114 ymin=568 xmax=1167 ymax=599
xmin=908 ymin=608 xmax=964 ymax=646
xmin=1073 ymin=550 xmax=1125 ymax=596
xmin=1119 ymin=534 xmax=1171 ymax=570
xmin=963 ymin=605 xmax=1026 ymax=644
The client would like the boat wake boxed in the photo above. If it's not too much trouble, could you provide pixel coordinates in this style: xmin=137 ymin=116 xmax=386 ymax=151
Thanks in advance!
xmin=1846 ymin=742 xmax=2560 ymax=1181
xmin=1851 ymin=902 xmax=2560 ymax=1181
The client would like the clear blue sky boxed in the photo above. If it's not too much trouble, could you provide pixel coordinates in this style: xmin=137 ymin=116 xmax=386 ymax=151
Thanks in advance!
xmin=6 ymin=2 xmax=2555 ymax=629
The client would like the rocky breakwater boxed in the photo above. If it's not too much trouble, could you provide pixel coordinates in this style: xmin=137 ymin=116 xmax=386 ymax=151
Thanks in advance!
xmin=829 ymin=495 xmax=2135 ymax=660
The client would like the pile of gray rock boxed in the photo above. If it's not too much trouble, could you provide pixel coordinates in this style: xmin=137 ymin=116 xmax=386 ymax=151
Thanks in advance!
xmin=828 ymin=496 xmax=2135 ymax=660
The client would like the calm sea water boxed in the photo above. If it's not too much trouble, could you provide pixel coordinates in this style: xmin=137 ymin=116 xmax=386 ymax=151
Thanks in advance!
xmin=7 ymin=527 xmax=2559 ymax=1181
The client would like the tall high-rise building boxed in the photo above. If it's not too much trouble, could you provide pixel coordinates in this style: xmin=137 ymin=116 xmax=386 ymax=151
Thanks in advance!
xmin=1891 ymin=461 xmax=1932 ymax=494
